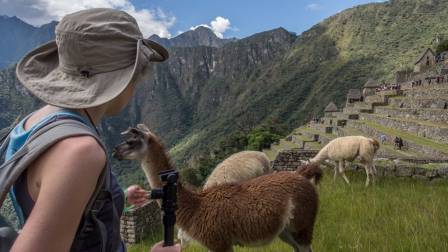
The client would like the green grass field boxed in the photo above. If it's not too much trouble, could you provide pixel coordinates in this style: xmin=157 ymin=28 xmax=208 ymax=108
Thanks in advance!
xmin=128 ymin=170 xmax=448 ymax=252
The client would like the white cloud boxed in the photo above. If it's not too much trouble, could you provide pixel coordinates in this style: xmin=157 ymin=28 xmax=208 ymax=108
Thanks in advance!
xmin=0 ymin=0 xmax=175 ymax=38
xmin=189 ymin=16 xmax=232 ymax=39
xmin=306 ymin=3 xmax=322 ymax=11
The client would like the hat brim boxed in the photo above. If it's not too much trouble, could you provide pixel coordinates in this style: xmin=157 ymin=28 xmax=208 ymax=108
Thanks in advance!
xmin=16 ymin=38 xmax=168 ymax=109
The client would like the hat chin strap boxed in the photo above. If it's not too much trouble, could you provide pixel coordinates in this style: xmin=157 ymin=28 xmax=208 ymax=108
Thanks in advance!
xmin=83 ymin=109 xmax=100 ymax=135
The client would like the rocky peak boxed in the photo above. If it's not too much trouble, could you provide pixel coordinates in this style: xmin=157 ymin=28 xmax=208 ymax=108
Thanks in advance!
xmin=149 ymin=26 xmax=235 ymax=48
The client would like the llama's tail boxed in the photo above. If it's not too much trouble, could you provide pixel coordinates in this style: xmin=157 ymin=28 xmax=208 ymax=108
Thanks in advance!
xmin=370 ymin=138 xmax=380 ymax=153
xmin=297 ymin=163 xmax=323 ymax=185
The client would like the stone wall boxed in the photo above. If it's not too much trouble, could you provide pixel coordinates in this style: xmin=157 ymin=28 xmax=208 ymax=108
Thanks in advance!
xmin=365 ymin=94 xmax=386 ymax=103
xmin=347 ymin=120 xmax=448 ymax=159
xmin=374 ymin=107 xmax=448 ymax=123
xmin=120 ymin=201 xmax=162 ymax=244
xmin=360 ymin=113 xmax=448 ymax=144
xmin=272 ymin=149 xmax=318 ymax=171
xmin=389 ymin=97 xmax=448 ymax=109
xmin=358 ymin=164 xmax=448 ymax=181
xmin=273 ymin=149 xmax=448 ymax=181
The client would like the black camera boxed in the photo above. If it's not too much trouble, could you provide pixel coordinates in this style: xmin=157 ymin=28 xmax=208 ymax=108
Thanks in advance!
xmin=150 ymin=169 xmax=178 ymax=247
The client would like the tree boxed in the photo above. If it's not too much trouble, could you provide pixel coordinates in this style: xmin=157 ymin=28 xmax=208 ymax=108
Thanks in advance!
xmin=246 ymin=126 xmax=282 ymax=151
xmin=436 ymin=40 xmax=448 ymax=54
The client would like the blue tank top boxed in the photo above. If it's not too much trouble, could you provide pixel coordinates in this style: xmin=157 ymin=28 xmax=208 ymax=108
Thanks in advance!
xmin=4 ymin=109 xmax=126 ymax=252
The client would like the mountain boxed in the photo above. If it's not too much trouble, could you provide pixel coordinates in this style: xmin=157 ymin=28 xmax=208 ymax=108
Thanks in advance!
xmin=0 ymin=15 xmax=56 ymax=69
xmin=2 ymin=0 xmax=448 ymax=180
xmin=149 ymin=26 xmax=236 ymax=48
xmin=0 ymin=66 xmax=42 ymax=129
xmin=145 ymin=0 xmax=448 ymax=163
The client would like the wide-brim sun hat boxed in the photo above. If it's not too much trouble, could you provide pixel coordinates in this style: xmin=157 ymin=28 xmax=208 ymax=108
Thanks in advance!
xmin=16 ymin=8 xmax=169 ymax=109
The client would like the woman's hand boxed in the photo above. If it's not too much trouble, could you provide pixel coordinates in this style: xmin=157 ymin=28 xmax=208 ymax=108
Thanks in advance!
xmin=126 ymin=185 xmax=150 ymax=207
xmin=150 ymin=241 xmax=181 ymax=252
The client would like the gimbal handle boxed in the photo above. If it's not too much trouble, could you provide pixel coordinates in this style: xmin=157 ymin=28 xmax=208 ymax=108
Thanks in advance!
xmin=150 ymin=169 xmax=178 ymax=247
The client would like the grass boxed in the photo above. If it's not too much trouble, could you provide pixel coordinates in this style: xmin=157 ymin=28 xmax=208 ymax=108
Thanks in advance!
xmin=127 ymin=170 xmax=448 ymax=252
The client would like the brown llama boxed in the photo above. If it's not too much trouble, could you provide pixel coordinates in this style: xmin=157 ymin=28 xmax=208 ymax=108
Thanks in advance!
xmin=180 ymin=150 xmax=272 ymax=247
xmin=113 ymin=124 xmax=321 ymax=252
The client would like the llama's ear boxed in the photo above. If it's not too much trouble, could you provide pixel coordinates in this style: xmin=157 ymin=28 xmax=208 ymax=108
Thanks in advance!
xmin=120 ymin=127 xmax=133 ymax=136
xmin=137 ymin=123 xmax=150 ymax=133
xmin=121 ymin=127 xmax=145 ymax=138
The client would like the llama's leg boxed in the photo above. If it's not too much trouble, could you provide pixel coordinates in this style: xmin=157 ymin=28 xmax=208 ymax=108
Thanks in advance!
xmin=207 ymin=240 xmax=233 ymax=252
xmin=290 ymin=228 xmax=314 ymax=252
xmin=338 ymin=160 xmax=350 ymax=184
xmin=279 ymin=230 xmax=300 ymax=252
xmin=333 ymin=162 xmax=338 ymax=182
xmin=208 ymin=246 xmax=234 ymax=252
xmin=363 ymin=162 xmax=370 ymax=187
xmin=372 ymin=163 xmax=377 ymax=175
xmin=369 ymin=162 xmax=376 ymax=185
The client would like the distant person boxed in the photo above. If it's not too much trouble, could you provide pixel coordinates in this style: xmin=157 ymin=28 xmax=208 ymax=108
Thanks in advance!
xmin=394 ymin=136 xmax=404 ymax=150
xmin=380 ymin=134 xmax=387 ymax=144
xmin=1 ymin=8 xmax=179 ymax=252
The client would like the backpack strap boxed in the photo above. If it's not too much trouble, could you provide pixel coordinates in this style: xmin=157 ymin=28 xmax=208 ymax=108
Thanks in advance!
xmin=0 ymin=128 xmax=12 ymax=165
xmin=0 ymin=118 xmax=117 ymax=252
xmin=0 ymin=118 xmax=109 ymax=220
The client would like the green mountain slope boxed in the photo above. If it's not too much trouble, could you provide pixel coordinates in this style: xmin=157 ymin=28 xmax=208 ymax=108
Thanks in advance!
xmin=163 ymin=0 xmax=448 ymax=163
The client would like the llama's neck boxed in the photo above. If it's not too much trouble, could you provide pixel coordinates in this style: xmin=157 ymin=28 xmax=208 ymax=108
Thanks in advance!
xmin=138 ymin=135 xmax=202 ymax=231
xmin=176 ymin=182 xmax=201 ymax=230
xmin=140 ymin=137 xmax=174 ymax=189
xmin=310 ymin=145 xmax=329 ymax=164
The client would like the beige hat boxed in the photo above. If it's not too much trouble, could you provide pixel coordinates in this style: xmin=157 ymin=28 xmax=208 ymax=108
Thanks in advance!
xmin=16 ymin=8 xmax=169 ymax=109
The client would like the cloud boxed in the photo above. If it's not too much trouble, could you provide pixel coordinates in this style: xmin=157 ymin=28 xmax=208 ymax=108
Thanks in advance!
xmin=306 ymin=3 xmax=322 ymax=11
xmin=0 ymin=0 xmax=175 ymax=38
xmin=190 ymin=16 xmax=232 ymax=39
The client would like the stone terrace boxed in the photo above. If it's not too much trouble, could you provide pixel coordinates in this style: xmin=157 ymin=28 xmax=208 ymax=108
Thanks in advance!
xmin=263 ymin=72 xmax=448 ymax=174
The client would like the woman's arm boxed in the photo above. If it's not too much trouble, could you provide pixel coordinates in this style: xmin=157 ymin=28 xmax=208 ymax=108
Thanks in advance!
xmin=11 ymin=136 xmax=106 ymax=252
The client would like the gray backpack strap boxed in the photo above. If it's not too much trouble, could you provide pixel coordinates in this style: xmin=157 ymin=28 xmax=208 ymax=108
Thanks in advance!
xmin=0 ymin=128 xmax=12 ymax=164
xmin=0 ymin=119 xmax=109 ymax=219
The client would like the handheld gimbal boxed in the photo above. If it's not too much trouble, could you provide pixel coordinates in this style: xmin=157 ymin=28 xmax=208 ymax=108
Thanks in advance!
xmin=150 ymin=169 xmax=178 ymax=247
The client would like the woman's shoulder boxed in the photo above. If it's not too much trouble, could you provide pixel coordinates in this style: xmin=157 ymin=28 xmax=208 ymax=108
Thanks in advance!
xmin=34 ymin=135 xmax=106 ymax=182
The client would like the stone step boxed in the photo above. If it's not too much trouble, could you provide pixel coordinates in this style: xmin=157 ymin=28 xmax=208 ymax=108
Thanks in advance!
xmin=374 ymin=106 xmax=448 ymax=124
xmin=359 ymin=113 xmax=448 ymax=144
xmin=289 ymin=133 xmax=322 ymax=150
xmin=344 ymin=103 xmax=374 ymax=113
xmin=365 ymin=94 xmax=387 ymax=104
xmin=403 ymin=87 xmax=448 ymax=98
xmin=388 ymin=96 xmax=448 ymax=109
xmin=347 ymin=120 xmax=448 ymax=159
xmin=296 ymin=127 xmax=337 ymax=146
xmin=335 ymin=126 xmax=422 ymax=159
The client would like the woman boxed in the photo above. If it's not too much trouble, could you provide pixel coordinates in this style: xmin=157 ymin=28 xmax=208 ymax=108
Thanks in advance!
xmin=6 ymin=8 xmax=180 ymax=252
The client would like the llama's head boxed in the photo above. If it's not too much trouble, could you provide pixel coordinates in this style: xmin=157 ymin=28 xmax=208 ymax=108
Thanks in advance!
xmin=372 ymin=138 xmax=380 ymax=153
xmin=300 ymin=159 xmax=311 ymax=165
xmin=113 ymin=124 xmax=157 ymax=160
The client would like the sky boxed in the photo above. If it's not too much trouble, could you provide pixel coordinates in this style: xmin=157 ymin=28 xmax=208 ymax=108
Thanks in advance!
xmin=0 ymin=0 xmax=386 ymax=39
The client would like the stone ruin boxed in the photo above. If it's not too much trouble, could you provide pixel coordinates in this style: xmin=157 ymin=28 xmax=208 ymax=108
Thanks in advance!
xmin=120 ymin=201 xmax=162 ymax=244
xmin=269 ymin=47 xmax=448 ymax=180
